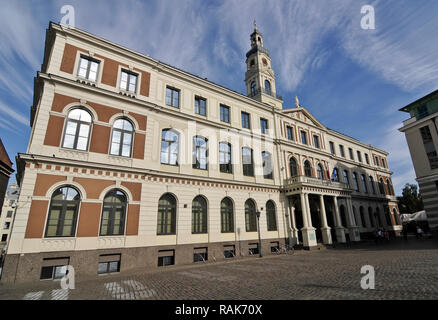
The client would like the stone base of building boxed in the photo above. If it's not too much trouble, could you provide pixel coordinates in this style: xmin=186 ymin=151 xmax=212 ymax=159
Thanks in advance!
xmin=0 ymin=238 xmax=287 ymax=284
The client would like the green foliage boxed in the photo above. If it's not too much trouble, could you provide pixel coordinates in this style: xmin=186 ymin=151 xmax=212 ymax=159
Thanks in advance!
xmin=396 ymin=183 xmax=424 ymax=214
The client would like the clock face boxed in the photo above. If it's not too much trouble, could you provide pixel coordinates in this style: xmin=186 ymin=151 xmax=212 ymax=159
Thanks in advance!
xmin=262 ymin=58 xmax=268 ymax=66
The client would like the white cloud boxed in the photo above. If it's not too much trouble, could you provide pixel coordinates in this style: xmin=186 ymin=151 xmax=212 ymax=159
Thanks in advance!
xmin=0 ymin=100 xmax=28 ymax=126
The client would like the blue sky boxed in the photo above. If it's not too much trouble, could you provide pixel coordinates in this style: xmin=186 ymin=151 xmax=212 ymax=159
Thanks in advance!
xmin=1 ymin=0 xmax=438 ymax=195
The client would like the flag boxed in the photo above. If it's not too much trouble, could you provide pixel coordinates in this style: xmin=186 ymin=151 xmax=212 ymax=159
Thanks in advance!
xmin=331 ymin=168 xmax=337 ymax=182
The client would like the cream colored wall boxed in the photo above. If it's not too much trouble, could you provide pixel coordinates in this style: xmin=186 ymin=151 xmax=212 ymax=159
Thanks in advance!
xmin=7 ymin=163 xmax=285 ymax=255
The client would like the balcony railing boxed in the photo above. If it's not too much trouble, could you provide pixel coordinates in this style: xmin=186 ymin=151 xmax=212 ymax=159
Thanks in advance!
xmin=248 ymin=88 xmax=283 ymax=101
xmin=283 ymin=175 xmax=350 ymax=190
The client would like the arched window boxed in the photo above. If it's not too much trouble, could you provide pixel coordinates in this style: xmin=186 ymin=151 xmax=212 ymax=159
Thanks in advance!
xmin=265 ymin=80 xmax=271 ymax=95
xmin=161 ymin=129 xmax=179 ymax=165
xmin=192 ymin=196 xmax=207 ymax=234
xmin=375 ymin=207 xmax=382 ymax=226
xmin=266 ymin=200 xmax=277 ymax=231
xmin=332 ymin=167 xmax=340 ymax=182
xmin=193 ymin=136 xmax=208 ymax=170
xmin=45 ymin=186 xmax=80 ymax=237
xmin=317 ymin=163 xmax=324 ymax=179
xmin=343 ymin=170 xmax=350 ymax=187
xmin=219 ymin=142 xmax=232 ymax=174
xmin=242 ymin=147 xmax=254 ymax=176
xmin=369 ymin=176 xmax=376 ymax=194
xmin=384 ymin=206 xmax=392 ymax=226
xmin=245 ymin=199 xmax=257 ymax=232
xmin=393 ymin=208 xmax=401 ymax=225
xmin=340 ymin=205 xmax=347 ymax=227
xmin=360 ymin=206 xmax=366 ymax=228
xmin=62 ymin=108 xmax=92 ymax=151
xmin=100 ymin=190 xmax=127 ymax=236
xmin=250 ymin=81 xmax=256 ymax=96
xmin=157 ymin=193 xmax=176 ymax=235
xmin=289 ymin=157 xmax=299 ymax=177
xmin=368 ymin=207 xmax=375 ymax=228
xmin=379 ymin=178 xmax=385 ymax=194
xmin=352 ymin=172 xmax=360 ymax=191
xmin=361 ymin=174 xmax=368 ymax=193
xmin=221 ymin=197 xmax=234 ymax=233
xmin=262 ymin=151 xmax=273 ymax=179
xmin=304 ymin=161 xmax=312 ymax=177
xmin=110 ymin=118 xmax=133 ymax=157
xmin=386 ymin=179 xmax=394 ymax=195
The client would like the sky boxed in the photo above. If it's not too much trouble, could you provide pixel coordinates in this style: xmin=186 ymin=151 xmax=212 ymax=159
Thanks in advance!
xmin=1 ymin=0 xmax=438 ymax=195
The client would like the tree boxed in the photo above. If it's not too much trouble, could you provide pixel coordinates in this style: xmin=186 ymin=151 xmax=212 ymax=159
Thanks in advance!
xmin=396 ymin=183 xmax=424 ymax=214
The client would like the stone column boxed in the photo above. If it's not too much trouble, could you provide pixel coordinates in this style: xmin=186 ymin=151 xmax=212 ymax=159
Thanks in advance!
xmin=319 ymin=194 xmax=332 ymax=245
xmin=290 ymin=204 xmax=299 ymax=245
xmin=346 ymin=197 xmax=360 ymax=242
xmin=300 ymin=192 xmax=317 ymax=248
xmin=333 ymin=196 xmax=346 ymax=243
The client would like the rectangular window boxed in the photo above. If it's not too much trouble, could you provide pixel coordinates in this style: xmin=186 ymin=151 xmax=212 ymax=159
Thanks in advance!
xmin=98 ymin=254 xmax=121 ymax=274
xmin=260 ymin=118 xmax=268 ymax=134
xmin=6 ymin=210 xmax=13 ymax=218
xmin=300 ymin=131 xmax=308 ymax=145
xmin=224 ymin=245 xmax=236 ymax=259
xmin=349 ymin=148 xmax=354 ymax=160
xmin=329 ymin=141 xmax=335 ymax=155
xmin=194 ymin=96 xmax=206 ymax=116
xmin=40 ymin=257 xmax=70 ymax=280
xmin=357 ymin=151 xmax=362 ymax=163
xmin=120 ymin=70 xmax=138 ymax=93
xmin=313 ymin=135 xmax=320 ymax=148
xmin=286 ymin=126 xmax=294 ymax=140
xmin=4 ymin=222 xmax=10 ymax=230
xmin=193 ymin=247 xmax=208 ymax=263
xmin=248 ymin=243 xmax=259 ymax=255
xmin=365 ymin=153 xmax=370 ymax=164
xmin=165 ymin=86 xmax=180 ymax=108
xmin=77 ymin=56 xmax=99 ymax=81
xmin=381 ymin=158 xmax=386 ymax=168
xmin=219 ymin=142 xmax=232 ymax=174
xmin=270 ymin=241 xmax=280 ymax=253
xmin=339 ymin=145 xmax=345 ymax=157
xmin=158 ymin=250 xmax=175 ymax=267
xmin=242 ymin=148 xmax=254 ymax=176
xmin=375 ymin=156 xmax=380 ymax=166
xmin=241 ymin=112 xmax=251 ymax=129
xmin=1 ymin=234 xmax=7 ymax=242
xmin=220 ymin=104 xmax=230 ymax=123
xmin=420 ymin=126 xmax=438 ymax=169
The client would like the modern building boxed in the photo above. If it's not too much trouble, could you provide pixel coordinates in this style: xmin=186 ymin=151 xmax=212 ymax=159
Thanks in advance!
xmin=0 ymin=183 xmax=20 ymax=250
xmin=0 ymin=138 xmax=14 ymax=210
xmin=2 ymin=22 xmax=401 ymax=284
xmin=399 ymin=89 xmax=438 ymax=231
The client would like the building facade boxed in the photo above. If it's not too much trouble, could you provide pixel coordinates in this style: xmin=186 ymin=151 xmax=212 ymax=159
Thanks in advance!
xmin=2 ymin=22 xmax=400 ymax=284
xmin=0 ymin=138 xmax=14 ymax=211
xmin=0 ymin=184 xmax=19 ymax=251
xmin=399 ymin=89 xmax=438 ymax=230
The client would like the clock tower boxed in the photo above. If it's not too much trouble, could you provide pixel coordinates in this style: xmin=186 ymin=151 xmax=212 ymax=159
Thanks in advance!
xmin=245 ymin=22 xmax=282 ymax=108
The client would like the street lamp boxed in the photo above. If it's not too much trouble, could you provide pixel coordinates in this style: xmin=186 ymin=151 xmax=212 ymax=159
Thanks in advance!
xmin=256 ymin=210 xmax=262 ymax=257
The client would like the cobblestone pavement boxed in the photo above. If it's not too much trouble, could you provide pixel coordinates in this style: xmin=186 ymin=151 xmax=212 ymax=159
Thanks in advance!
xmin=1 ymin=239 xmax=437 ymax=300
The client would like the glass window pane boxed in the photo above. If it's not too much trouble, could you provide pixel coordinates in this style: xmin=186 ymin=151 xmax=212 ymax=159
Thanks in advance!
xmin=98 ymin=262 xmax=108 ymax=274
xmin=122 ymin=144 xmax=130 ymax=157
xmin=109 ymin=261 xmax=119 ymax=273
xmin=76 ymin=137 xmax=88 ymax=150
xmin=63 ymin=134 xmax=75 ymax=148
xmin=110 ymin=142 xmax=120 ymax=155
xmin=78 ymin=124 xmax=90 ymax=138
xmin=54 ymin=266 xmax=67 ymax=279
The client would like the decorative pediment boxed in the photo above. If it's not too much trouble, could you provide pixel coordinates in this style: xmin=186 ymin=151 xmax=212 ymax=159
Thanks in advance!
xmin=283 ymin=107 xmax=326 ymax=129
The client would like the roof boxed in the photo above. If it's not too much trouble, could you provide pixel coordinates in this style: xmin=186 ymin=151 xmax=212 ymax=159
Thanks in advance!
xmin=399 ymin=88 xmax=438 ymax=112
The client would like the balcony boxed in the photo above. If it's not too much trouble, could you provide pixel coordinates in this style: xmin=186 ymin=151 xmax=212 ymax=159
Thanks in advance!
xmin=248 ymin=88 xmax=283 ymax=101
xmin=283 ymin=175 xmax=350 ymax=191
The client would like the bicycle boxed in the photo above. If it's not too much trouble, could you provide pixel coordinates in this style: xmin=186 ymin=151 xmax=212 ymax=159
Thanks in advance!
xmin=276 ymin=243 xmax=295 ymax=255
